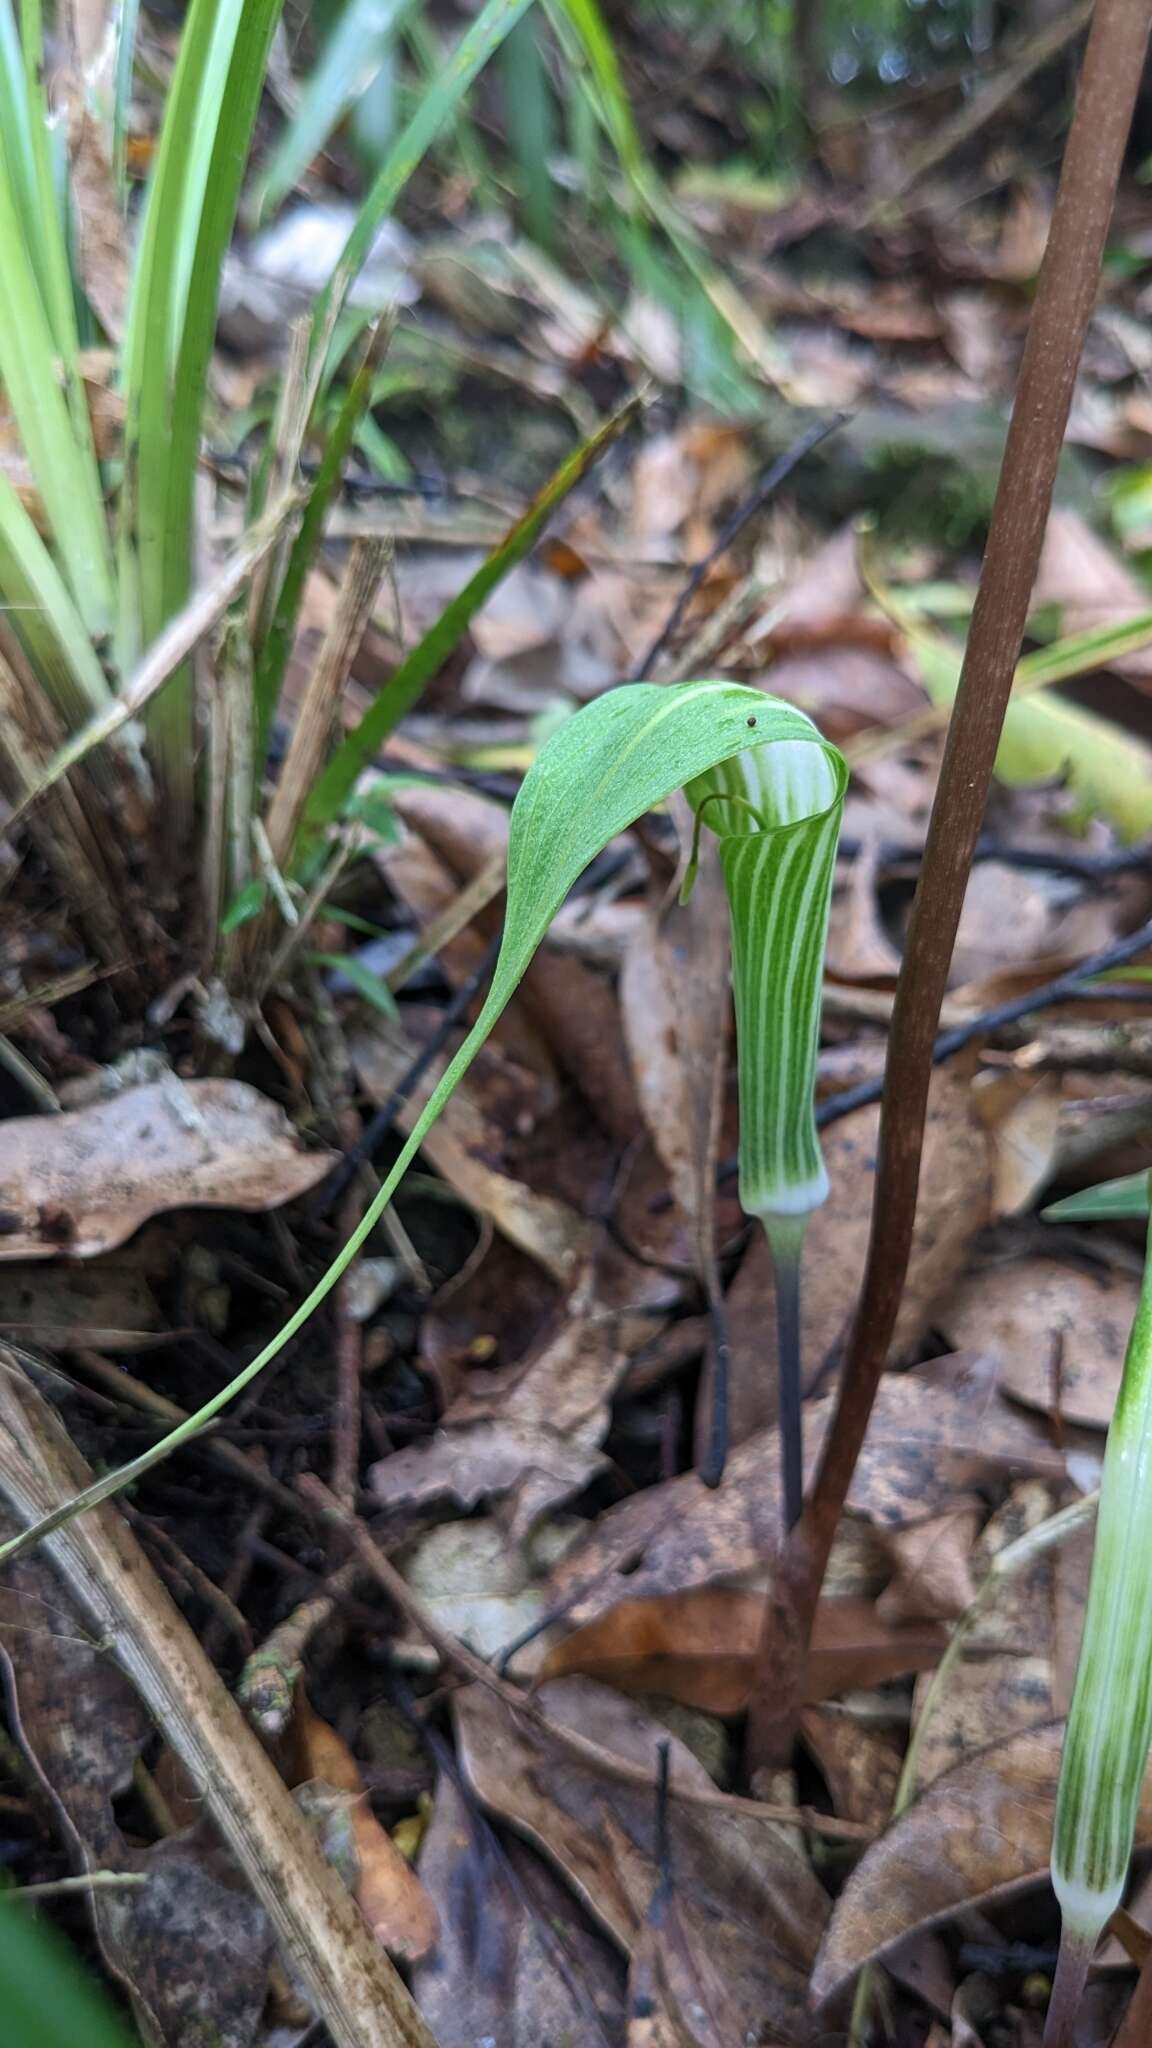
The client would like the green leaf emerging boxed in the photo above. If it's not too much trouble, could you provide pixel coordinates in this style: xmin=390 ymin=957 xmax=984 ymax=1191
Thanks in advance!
xmin=0 ymin=681 xmax=845 ymax=1563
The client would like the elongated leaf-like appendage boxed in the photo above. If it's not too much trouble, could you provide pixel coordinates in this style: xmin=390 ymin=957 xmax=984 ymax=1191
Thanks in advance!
xmin=1047 ymin=1196 xmax=1152 ymax=2042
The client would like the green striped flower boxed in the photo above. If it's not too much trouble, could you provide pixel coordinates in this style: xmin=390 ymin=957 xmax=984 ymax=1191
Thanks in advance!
xmin=1048 ymin=1192 xmax=1152 ymax=2044
xmin=686 ymin=733 xmax=844 ymax=1520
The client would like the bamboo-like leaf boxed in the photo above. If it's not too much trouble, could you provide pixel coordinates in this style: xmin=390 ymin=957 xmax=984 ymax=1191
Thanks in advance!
xmin=309 ymin=0 xmax=538 ymax=354
xmin=119 ymin=0 xmax=284 ymax=808
xmin=1047 ymin=1194 xmax=1152 ymax=2036
xmin=0 ymin=469 xmax=111 ymax=722
xmin=299 ymin=395 xmax=640 ymax=848
xmin=0 ymin=681 xmax=845 ymax=1562
xmin=255 ymin=0 xmax=416 ymax=223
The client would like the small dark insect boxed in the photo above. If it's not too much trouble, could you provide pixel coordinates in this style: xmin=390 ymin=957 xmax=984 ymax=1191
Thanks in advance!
xmin=746 ymin=715 xmax=757 ymax=728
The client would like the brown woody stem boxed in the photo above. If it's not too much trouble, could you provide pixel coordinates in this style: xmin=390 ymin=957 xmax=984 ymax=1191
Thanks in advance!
xmin=745 ymin=0 xmax=1152 ymax=1774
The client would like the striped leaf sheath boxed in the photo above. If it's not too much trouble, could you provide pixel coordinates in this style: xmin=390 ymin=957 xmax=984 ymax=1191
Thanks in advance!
xmin=687 ymin=734 xmax=845 ymax=1523
xmin=1048 ymin=1198 xmax=1152 ymax=2042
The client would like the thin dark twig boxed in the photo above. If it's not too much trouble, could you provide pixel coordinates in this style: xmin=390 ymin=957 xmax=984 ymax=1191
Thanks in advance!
xmin=631 ymin=414 xmax=849 ymax=682
xmin=651 ymin=1739 xmax=674 ymax=1916
xmin=812 ymin=913 xmax=1152 ymax=1130
xmin=311 ymin=930 xmax=503 ymax=1217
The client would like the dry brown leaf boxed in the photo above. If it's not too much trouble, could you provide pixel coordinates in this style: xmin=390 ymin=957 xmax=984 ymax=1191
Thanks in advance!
xmin=939 ymin=1255 xmax=1136 ymax=1430
xmin=539 ymin=1588 xmax=945 ymax=1713
xmin=619 ymin=835 xmax=729 ymax=1250
xmin=1033 ymin=507 xmax=1152 ymax=688
xmin=0 ymin=1079 xmax=336 ymax=1259
xmin=800 ymin=1706 xmax=904 ymax=1832
xmin=876 ymin=1505 xmax=982 ymax=1625
xmin=291 ymin=1696 xmax=439 ymax=1963
xmin=412 ymin=1769 xmax=625 ymax=2046
xmin=0 ymin=1257 xmax=162 ymax=1350
xmin=710 ymin=1065 xmax=992 ymax=1445
xmin=812 ymin=1722 xmax=1152 ymax=2008
xmin=371 ymin=1307 xmax=630 ymax=1540
xmin=0 ymin=1507 xmax=274 ymax=2046
xmin=455 ymin=1677 xmax=828 ymax=2044
xmin=549 ymin=1352 xmax=1065 ymax=1625
xmin=975 ymin=1071 xmax=1067 ymax=1217
xmin=905 ymin=1481 xmax=1092 ymax=1798
xmin=752 ymin=526 xmax=926 ymax=742
xmin=949 ymin=861 xmax=1120 ymax=986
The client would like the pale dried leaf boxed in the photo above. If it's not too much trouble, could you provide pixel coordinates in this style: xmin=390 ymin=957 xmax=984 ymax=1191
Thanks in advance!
xmin=1034 ymin=508 xmax=1152 ymax=688
xmin=939 ymin=1255 xmax=1136 ymax=1430
xmin=905 ymin=1481 xmax=1092 ymax=1797
xmin=0 ymin=1080 xmax=336 ymax=1259
xmin=69 ymin=106 xmax=129 ymax=340
xmin=371 ymin=1311 xmax=628 ymax=1541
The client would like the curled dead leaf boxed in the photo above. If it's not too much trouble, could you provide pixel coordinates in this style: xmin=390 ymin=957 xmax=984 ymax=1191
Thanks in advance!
xmin=812 ymin=1724 xmax=1152 ymax=2008
xmin=455 ymin=1677 xmax=828 ymax=2044
xmin=539 ymin=1589 xmax=945 ymax=1714
xmin=290 ymin=1696 xmax=440 ymax=1963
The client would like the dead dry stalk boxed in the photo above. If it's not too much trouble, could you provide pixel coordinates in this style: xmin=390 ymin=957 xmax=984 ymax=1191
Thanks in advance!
xmin=0 ymin=1353 xmax=436 ymax=2048
xmin=745 ymin=0 xmax=1152 ymax=1773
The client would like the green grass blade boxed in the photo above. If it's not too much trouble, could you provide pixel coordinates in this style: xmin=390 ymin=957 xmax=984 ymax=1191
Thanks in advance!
xmin=0 ymin=682 xmax=845 ymax=1559
xmin=300 ymin=395 xmax=639 ymax=845
xmin=1043 ymin=1170 xmax=1152 ymax=1222
xmin=0 ymin=56 xmax=115 ymax=641
xmin=1050 ymin=1196 xmax=1152 ymax=2020
xmin=251 ymin=325 xmax=385 ymax=755
xmin=309 ymin=0 xmax=538 ymax=351
xmin=0 ymin=470 xmax=111 ymax=720
xmin=255 ymin=0 xmax=415 ymax=223
xmin=500 ymin=12 xmax=557 ymax=247
xmin=119 ymin=0 xmax=285 ymax=808
xmin=0 ymin=1904 xmax=136 ymax=2048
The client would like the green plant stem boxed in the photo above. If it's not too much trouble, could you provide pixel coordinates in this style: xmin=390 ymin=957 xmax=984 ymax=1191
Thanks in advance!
xmin=744 ymin=0 xmax=1152 ymax=1779
xmin=1043 ymin=1927 xmax=1097 ymax=2048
